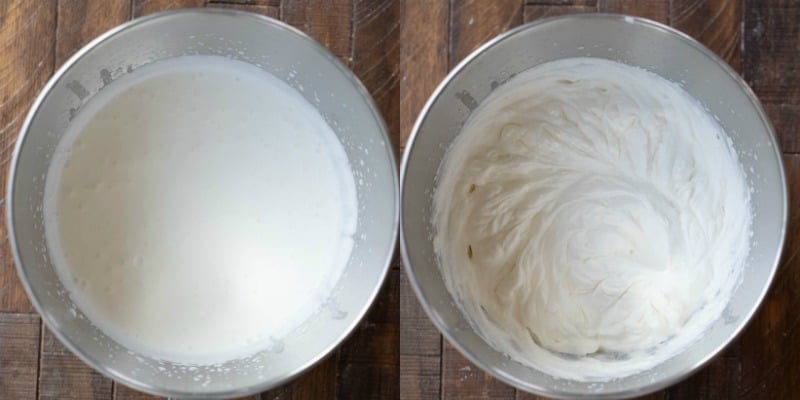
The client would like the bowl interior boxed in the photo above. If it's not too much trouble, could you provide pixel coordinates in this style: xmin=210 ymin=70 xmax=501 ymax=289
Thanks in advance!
xmin=401 ymin=14 xmax=785 ymax=398
xmin=9 ymin=9 xmax=398 ymax=398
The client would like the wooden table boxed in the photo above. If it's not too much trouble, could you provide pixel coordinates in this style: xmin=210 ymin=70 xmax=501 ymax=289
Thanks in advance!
xmin=1 ymin=0 xmax=797 ymax=399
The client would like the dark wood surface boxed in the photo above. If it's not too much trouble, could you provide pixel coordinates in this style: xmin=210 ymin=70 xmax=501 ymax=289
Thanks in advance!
xmin=398 ymin=1 xmax=800 ymax=400
xmin=1 ymin=0 xmax=798 ymax=399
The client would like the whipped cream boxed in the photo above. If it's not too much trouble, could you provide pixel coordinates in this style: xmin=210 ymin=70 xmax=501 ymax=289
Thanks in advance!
xmin=433 ymin=58 xmax=751 ymax=380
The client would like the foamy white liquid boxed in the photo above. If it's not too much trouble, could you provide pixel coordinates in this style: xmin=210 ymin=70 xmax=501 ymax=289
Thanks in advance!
xmin=44 ymin=56 xmax=358 ymax=364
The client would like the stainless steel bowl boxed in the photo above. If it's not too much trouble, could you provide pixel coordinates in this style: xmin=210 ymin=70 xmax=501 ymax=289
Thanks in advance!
xmin=401 ymin=14 xmax=786 ymax=399
xmin=8 ymin=9 xmax=398 ymax=398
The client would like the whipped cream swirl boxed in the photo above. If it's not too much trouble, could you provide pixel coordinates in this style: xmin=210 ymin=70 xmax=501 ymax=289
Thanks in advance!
xmin=433 ymin=58 xmax=751 ymax=380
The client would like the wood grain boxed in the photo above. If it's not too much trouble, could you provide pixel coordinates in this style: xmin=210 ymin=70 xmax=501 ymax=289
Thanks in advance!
xmin=0 ymin=313 xmax=41 ymax=399
xmin=662 ymin=354 xmax=741 ymax=399
xmin=350 ymin=0 xmax=401 ymax=149
xmin=55 ymin=1 xmax=132 ymax=66
xmin=745 ymin=0 xmax=800 ymax=153
xmin=116 ymin=384 xmax=256 ymax=400
xmin=206 ymin=1 xmax=280 ymax=19
xmin=133 ymin=0 xmax=205 ymax=17
xmin=732 ymin=154 xmax=800 ymax=399
xmin=282 ymin=0 xmax=352 ymax=64
xmin=38 ymin=327 xmax=113 ymax=400
xmin=450 ymin=0 xmax=524 ymax=68
xmin=397 ymin=2 xmax=448 ymax=399
xmin=523 ymin=4 xmax=595 ymax=21
xmin=597 ymin=0 xmax=669 ymax=23
xmin=292 ymin=355 xmax=339 ymax=399
xmin=399 ymin=264 xmax=442 ymax=400
xmin=524 ymin=0 xmax=596 ymax=5
xmin=113 ymin=384 xmax=159 ymax=400
xmin=398 ymin=0 xmax=448 ymax=149
xmin=441 ymin=341 xmax=516 ymax=400
xmin=763 ymin=103 xmax=800 ymax=156
xmin=672 ymin=0 xmax=742 ymax=73
xmin=207 ymin=0 xmax=280 ymax=4
xmin=337 ymin=268 xmax=400 ymax=399
xmin=0 ymin=0 xmax=56 ymax=315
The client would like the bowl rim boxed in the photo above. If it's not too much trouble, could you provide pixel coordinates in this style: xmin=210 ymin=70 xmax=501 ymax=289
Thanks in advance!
xmin=7 ymin=7 xmax=399 ymax=399
xmin=400 ymin=12 xmax=787 ymax=399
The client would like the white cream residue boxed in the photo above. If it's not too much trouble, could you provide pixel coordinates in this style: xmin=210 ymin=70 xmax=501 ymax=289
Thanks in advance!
xmin=433 ymin=58 xmax=751 ymax=380
xmin=44 ymin=56 xmax=357 ymax=365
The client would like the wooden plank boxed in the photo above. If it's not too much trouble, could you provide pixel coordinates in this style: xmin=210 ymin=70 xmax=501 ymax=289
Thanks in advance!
xmin=132 ymin=0 xmax=205 ymax=17
xmin=293 ymin=355 xmax=339 ymax=399
xmin=734 ymin=154 xmax=800 ymax=398
xmin=399 ymin=261 xmax=442 ymax=400
xmin=260 ymin=353 xmax=339 ymax=399
xmin=744 ymin=0 xmax=800 ymax=105
xmin=350 ymin=0 xmax=401 ymax=149
xmin=291 ymin=356 xmax=336 ymax=399
xmin=336 ymin=268 xmax=399 ymax=399
xmin=260 ymin=384 xmax=292 ymax=400
xmin=763 ymin=103 xmax=800 ymax=155
xmin=744 ymin=0 xmax=800 ymax=153
xmin=661 ymin=355 xmax=740 ymax=399
xmin=206 ymin=2 xmax=280 ymax=19
xmin=55 ymin=1 xmax=132 ymax=65
xmin=449 ymin=0 xmax=524 ymax=68
xmin=0 ymin=0 xmax=57 ymax=314
xmin=523 ymin=4 xmax=595 ymax=21
xmin=597 ymin=0 xmax=669 ymax=24
xmin=524 ymin=0 xmax=595 ymax=5
xmin=208 ymin=0 xmax=279 ymax=5
xmin=398 ymin=1 xmax=448 ymax=395
xmin=281 ymin=0 xmax=353 ymax=64
xmin=113 ymin=384 xmax=161 ymax=400
xmin=0 ymin=313 xmax=41 ymax=399
xmin=115 ymin=384 xmax=261 ymax=399
xmin=671 ymin=0 xmax=742 ymax=73
xmin=398 ymin=0 xmax=448 ymax=149
xmin=513 ymin=390 xmax=544 ymax=400
xmin=116 ymin=384 xmax=261 ymax=399
xmin=38 ymin=327 xmax=113 ymax=400
xmin=441 ymin=340 xmax=516 ymax=400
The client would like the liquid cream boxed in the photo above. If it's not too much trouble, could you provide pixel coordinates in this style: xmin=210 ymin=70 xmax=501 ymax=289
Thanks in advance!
xmin=433 ymin=58 xmax=751 ymax=380
xmin=45 ymin=56 xmax=357 ymax=365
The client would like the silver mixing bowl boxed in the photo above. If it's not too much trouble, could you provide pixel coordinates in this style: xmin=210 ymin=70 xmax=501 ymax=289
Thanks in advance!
xmin=401 ymin=14 xmax=786 ymax=399
xmin=7 ymin=9 xmax=398 ymax=398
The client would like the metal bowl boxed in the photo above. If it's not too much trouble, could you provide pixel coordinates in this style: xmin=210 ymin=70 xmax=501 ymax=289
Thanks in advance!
xmin=401 ymin=14 xmax=786 ymax=399
xmin=7 ymin=9 xmax=398 ymax=398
